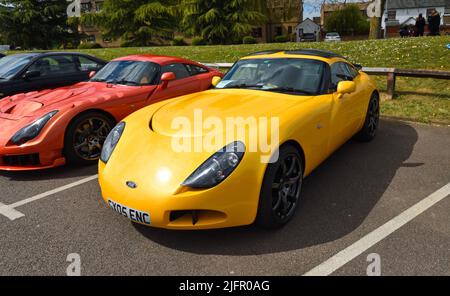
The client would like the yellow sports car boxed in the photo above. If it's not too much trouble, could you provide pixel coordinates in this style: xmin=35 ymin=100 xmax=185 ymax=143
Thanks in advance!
xmin=98 ymin=49 xmax=379 ymax=230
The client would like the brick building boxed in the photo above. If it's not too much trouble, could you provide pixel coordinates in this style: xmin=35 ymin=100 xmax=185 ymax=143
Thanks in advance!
xmin=252 ymin=0 xmax=303 ymax=43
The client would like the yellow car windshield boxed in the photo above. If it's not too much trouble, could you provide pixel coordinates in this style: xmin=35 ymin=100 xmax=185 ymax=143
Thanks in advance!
xmin=216 ymin=58 xmax=326 ymax=95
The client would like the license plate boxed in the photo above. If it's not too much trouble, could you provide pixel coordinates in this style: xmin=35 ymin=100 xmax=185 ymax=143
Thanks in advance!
xmin=108 ymin=200 xmax=151 ymax=225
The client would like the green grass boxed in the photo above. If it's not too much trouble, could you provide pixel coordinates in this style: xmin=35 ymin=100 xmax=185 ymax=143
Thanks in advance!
xmin=9 ymin=36 xmax=450 ymax=124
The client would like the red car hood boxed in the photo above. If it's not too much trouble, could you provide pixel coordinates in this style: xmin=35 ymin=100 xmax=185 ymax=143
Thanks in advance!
xmin=0 ymin=82 xmax=157 ymax=121
xmin=0 ymin=82 xmax=157 ymax=145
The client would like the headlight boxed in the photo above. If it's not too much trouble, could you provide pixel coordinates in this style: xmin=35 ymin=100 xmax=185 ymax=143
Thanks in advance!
xmin=11 ymin=110 xmax=58 ymax=145
xmin=182 ymin=141 xmax=245 ymax=189
xmin=100 ymin=122 xmax=125 ymax=164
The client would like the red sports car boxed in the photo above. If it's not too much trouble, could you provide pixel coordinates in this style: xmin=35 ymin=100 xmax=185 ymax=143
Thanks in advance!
xmin=0 ymin=55 xmax=223 ymax=171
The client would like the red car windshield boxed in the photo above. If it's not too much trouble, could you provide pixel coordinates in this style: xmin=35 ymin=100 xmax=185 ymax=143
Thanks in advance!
xmin=91 ymin=61 xmax=160 ymax=86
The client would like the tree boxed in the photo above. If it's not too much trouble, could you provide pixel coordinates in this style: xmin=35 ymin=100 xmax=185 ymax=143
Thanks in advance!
xmin=368 ymin=0 xmax=386 ymax=39
xmin=0 ymin=0 xmax=78 ymax=49
xmin=80 ymin=0 xmax=179 ymax=47
xmin=180 ymin=0 xmax=267 ymax=44
xmin=324 ymin=4 xmax=369 ymax=36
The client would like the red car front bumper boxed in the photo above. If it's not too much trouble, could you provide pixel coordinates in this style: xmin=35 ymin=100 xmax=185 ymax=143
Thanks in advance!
xmin=0 ymin=144 xmax=65 ymax=171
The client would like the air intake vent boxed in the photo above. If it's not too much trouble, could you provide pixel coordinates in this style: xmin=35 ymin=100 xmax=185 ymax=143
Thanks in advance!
xmin=3 ymin=154 xmax=40 ymax=166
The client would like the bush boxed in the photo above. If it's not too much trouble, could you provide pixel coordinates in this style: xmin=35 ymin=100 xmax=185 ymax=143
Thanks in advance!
xmin=171 ymin=37 xmax=187 ymax=46
xmin=274 ymin=35 xmax=289 ymax=43
xmin=77 ymin=42 xmax=102 ymax=49
xmin=191 ymin=37 xmax=206 ymax=46
xmin=120 ymin=41 xmax=136 ymax=48
xmin=242 ymin=36 xmax=257 ymax=44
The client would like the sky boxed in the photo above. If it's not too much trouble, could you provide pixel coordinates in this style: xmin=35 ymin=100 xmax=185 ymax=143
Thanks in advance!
xmin=304 ymin=1 xmax=321 ymax=19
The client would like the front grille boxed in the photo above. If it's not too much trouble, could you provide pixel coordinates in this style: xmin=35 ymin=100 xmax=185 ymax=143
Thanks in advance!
xmin=3 ymin=154 xmax=40 ymax=166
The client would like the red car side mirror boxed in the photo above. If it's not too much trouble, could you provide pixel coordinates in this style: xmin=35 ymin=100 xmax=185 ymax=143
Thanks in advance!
xmin=89 ymin=71 xmax=96 ymax=79
xmin=160 ymin=72 xmax=176 ymax=88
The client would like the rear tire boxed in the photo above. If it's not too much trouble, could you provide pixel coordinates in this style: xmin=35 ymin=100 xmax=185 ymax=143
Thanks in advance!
xmin=256 ymin=145 xmax=303 ymax=229
xmin=356 ymin=92 xmax=380 ymax=142
xmin=64 ymin=112 xmax=115 ymax=166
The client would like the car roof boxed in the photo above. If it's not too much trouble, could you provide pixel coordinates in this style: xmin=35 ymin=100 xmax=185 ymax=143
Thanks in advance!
xmin=6 ymin=52 xmax=106 ymax=63
xmin=112 ymin=54 xmax=201 ymax=66
xmin=242 ymin=49 xmax=346 ymax=62
xmin=8 ymin=52 xmax=42 ymax=58
xmin=11 ymin=52 xmax=97 ymax=57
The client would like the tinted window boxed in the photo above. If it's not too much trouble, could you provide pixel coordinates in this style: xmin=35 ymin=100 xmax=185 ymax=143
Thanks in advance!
xmin=185 ymin=64 xmax=208 ymax=76
xmin=331 ymin=62 xmax=356 ymax=87
xmin=161 ymin=63 xmax=190 ymax=80
xmin=77 ymin=56 xmax=102 ymax=72
xmin=0 ymin=54 xmax=36 ymax=80
xmin=28 ymin=56 xmax=78 ymax=76
xmin=343 ymin=63 xmax=359 ymax=79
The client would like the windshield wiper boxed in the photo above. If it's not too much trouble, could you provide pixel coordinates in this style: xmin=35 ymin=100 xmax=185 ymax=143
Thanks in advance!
xmin=108 ymin=79 xmax=140 ymax=86
xmin=90 ymin=78 xmax=107 ymax=82
xmin=222 ymin=83 xmax=264 ymax=89
xmin=265 ymin=87 xmax=314 ymax=95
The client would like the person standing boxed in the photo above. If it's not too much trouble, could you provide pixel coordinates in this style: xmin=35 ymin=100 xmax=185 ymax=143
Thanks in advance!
xmin=415 ymin=13 xmax=426 ymax=36
xmin=428 ymin=10 xmax=441 ymax=36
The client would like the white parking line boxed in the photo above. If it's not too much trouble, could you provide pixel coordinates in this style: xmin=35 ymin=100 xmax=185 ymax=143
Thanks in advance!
xmin=0 ymin=202 xmax=25 ymax=220
xmin=0 ymin=175 xmax=98 ymax=221
xmin=303 ymin=182 xmax=450 ymax=276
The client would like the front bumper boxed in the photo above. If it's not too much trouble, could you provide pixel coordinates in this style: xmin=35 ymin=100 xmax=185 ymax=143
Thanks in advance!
xmin=98 ymin=149 xmax=266 ymax=230
xmin=0 ymin=142 xmax=65 ymax=171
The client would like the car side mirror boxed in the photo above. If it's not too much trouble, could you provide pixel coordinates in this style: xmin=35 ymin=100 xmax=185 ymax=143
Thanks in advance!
xmin=89 ymin=71 xmax=96 ymax=79
xmin=211 ymin=76 xmax=222 ymax=88
xmin=23 ymin=70 xmax=41 ymax=80
xmin=337 ymin=81 xmax=356 ymax=97
xmin=160 ymin=72 xmax=176 ymax=89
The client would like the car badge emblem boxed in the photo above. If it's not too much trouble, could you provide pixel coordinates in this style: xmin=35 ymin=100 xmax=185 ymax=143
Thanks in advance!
xmin=126 ymin=181 xmax=137 ymax=189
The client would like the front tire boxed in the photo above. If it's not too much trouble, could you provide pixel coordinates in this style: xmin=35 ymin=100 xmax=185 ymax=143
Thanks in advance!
xmin=64 ymin=112 xmax=115 ymax=166
xmin=256 ymin=145 xmax=304 ymax=229
xmin=356 ymin=92 xmax=380 ymax=142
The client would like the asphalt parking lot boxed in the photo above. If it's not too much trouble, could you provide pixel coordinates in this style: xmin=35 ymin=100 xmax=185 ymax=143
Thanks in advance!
xmin=0 ymin=119 xmax=449 ymax=276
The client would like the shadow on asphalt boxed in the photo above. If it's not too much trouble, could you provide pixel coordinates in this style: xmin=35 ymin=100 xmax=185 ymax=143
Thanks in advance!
xmin=134 ymin=120 xmax=419 ymax=255
xmin=0 ymin=163 xmax=98 ymax=181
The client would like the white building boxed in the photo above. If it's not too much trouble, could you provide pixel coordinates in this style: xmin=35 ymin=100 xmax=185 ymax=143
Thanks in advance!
xmin=296 ymin=18 xmax=321 ymax=42
xmin=382 ymin=0 xmax=450 ymax=37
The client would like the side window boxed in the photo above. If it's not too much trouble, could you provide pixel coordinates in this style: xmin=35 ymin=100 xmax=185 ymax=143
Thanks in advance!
xmin=161 ymin=63 xmax=190 ymax=80
xmin=343 ymin=63 xmax=359 ymax=79
xmin=330 ymin=62 xmax=357 ymax=88
xmin=185 ymin=64 xmax=209 ymax=76
xmin=53 ymin=56 xmax=78 ymax=74
xmin=28 ymin=56 xmax=78 ymax=77
xmin=330 ymin=62 xmax=348 ymax=87
xmin=77 ymin=56 xmax=102 ymax=72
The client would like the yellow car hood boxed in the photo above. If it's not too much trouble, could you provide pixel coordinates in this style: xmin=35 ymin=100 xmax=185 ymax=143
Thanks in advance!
xmin=151 ymin=89 xmax=311 ymax=137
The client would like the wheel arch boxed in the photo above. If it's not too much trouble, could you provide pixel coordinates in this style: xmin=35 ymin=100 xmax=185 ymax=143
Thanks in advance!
xmin=63 ymin=108 xmax=117 ymax=152
xmin=279 ymin=139 xmax=306 ymax=173
xmin=372 ymin=89 xmax=380 ymax=98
